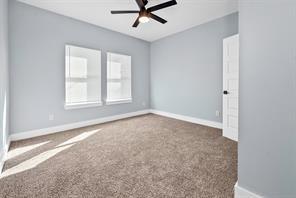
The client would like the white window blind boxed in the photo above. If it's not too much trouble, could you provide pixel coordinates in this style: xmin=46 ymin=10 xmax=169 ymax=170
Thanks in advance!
xmin=107 ymin=53 xmax=132 ymax=104
xmin=65 ymin=45 xmax=102 ymax=109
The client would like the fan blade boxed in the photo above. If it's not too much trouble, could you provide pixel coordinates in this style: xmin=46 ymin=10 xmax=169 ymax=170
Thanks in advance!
xmin=133 ymin=17 xmax=140 ymax=28
xmin=149 ymin=13 xmax=167 ymax=24
xmin=147 ymin=0 xmax=177 ymax=12
xmin=143 ymin=0 xmax=148 ymax=5
xmin=111 ymin=10 xmax=139 ymax=14
xmin=135 ymin=0 xmax=145 ymax=8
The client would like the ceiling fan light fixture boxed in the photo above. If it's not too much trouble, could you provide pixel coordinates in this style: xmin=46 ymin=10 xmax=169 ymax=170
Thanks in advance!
xmin=139 ymin=16 xmax=150 ymax=23
xmin=111 ymin=0 xmax=177 ymax=27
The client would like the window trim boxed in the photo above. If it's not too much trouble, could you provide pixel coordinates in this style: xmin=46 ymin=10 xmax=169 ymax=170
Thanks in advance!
xmin=64 ymin=44 xmax=102 ymax=110
xmin=106 ymin=98 xmax=132 ymax=106
xmin=106 ymin=52 xmax=132 ymax=104
xmin=64 ymin=101 xmax=102 ymax=110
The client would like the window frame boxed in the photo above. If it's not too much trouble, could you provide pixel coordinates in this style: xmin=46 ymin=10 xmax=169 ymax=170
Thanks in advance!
xmin=106 ymin=52 xmax=133 ymax=105
xmin=64 ymin=44 xmax=102 ymax=110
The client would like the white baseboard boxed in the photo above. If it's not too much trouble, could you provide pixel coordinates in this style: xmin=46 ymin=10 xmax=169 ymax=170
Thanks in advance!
xmin=0 ymin=137 xmax=11 ymax=173
xmin=9 ymin=109 xmax=221 ymax=142
xmin=235 ymin=182 xmax=262 ymax=198
xmin=0 ymin=151 xmax=4 ymax=173
xmin=223 ymin=129 xmax=238 ymax=142
xmin=10 ymin=110 xmax=150 ymax=141
xmin=150 ymin=109 xmax=222 ymax=129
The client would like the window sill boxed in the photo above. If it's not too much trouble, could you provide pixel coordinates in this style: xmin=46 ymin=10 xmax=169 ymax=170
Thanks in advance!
xmin=64 ymin=101 xmax=102 ymax=110
xmin=106 ymin=99 xmax=132 ymax=105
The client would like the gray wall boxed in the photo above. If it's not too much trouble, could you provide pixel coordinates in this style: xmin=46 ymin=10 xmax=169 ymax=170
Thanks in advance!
xmin=150 ymin=13 xmax=238 ymax=123
xmin=0 ymin=0 xmax=9 ymax=158
xmin=238 ymin=0 xmax=296 ymax=197
xmin=9 ymin=0 xmax=150 ymax=134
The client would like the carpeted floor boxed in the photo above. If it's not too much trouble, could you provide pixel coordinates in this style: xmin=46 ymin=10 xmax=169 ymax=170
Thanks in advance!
xmin=0 ymin=114 xmax=237 ymax=198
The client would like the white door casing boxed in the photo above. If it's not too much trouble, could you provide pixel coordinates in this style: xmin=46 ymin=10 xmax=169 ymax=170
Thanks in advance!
xmin=223 ymin=34 xmax=239 ymax=141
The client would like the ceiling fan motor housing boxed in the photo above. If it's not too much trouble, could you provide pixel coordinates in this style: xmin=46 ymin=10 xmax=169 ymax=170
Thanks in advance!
xmin=110 ymin=0 xmax=177 ymax=27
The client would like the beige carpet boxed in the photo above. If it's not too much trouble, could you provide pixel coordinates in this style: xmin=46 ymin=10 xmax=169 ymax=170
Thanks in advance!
xmin=0 ymin=114 xmax=237 ymax=198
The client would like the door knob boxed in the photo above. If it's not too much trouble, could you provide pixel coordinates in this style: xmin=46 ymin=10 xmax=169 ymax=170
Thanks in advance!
xmin=223 ymin=90 xmax=229 ymax=95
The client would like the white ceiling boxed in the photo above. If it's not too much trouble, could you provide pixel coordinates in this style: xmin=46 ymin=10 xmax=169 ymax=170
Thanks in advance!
xmin=17 ymin=0 xmax=238 ymax=42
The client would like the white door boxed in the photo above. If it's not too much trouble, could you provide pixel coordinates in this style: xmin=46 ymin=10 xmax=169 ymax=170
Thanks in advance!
xmin=223 ymin=34 xmax=239 ymax=141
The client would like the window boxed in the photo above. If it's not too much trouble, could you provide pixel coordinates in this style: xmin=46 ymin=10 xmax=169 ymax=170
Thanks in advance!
xmin=65 ymin=45 xmax=102 ymax=109
xmin=107 ymin=53 xmax=132 ymax=105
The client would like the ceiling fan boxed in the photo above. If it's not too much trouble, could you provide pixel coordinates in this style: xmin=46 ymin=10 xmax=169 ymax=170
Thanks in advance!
xmin=111 ymin=0 xmax=177 ymax=28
